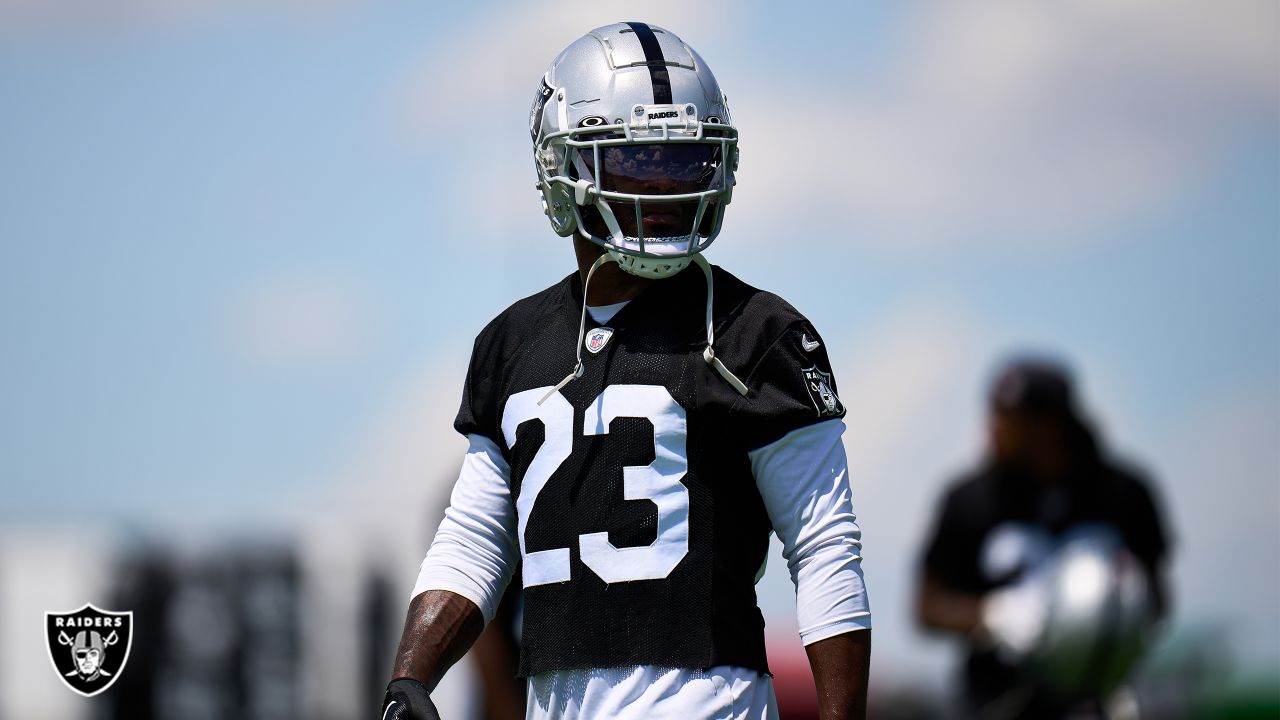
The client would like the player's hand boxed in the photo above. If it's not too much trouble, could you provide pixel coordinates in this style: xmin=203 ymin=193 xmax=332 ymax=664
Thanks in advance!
xmin=381 ymin=678 xmax=441 ymax=720
xmin=980 ymin=577 xmax=1048 ymax=662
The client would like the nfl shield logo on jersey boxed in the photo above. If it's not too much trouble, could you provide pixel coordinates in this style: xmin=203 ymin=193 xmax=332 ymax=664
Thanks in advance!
xmin=801 ymin=366 xmax=844 ymax=418
xmin=45 ymin=603 xmax=133 ymax=697
xmin=585 ymin=327 xmax=614 ymax=354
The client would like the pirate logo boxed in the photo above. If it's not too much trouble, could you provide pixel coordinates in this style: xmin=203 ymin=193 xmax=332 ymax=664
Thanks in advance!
xmin=801 ymin=366 xmax=845 ymax=418
xmin=45 ymin=603 xmax=132 ymax=697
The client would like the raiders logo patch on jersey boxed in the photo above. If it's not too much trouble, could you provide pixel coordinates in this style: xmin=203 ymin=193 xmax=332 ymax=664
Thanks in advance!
xmin=802 ymin=366 xmax=844 ymax=418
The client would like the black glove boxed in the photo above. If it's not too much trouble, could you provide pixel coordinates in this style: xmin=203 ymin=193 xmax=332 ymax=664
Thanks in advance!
xmin=381 ymin=678 xmax=440 ymax=720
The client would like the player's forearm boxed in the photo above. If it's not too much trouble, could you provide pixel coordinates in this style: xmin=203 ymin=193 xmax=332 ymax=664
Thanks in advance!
xmin=805 ymin=629 xmax=871 ymax=720
xmin=390 ymin=589 xmax=485 ymax=691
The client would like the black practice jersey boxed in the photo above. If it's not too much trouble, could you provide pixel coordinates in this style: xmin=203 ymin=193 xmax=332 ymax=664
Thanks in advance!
xmin=454 ymin=264 xmax=846 ymax=677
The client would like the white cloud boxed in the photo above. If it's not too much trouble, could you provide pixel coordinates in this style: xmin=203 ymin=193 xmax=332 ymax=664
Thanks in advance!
xmin=732 ymin=0 xmax=1278 ymax=247
xmin=385 ymin=1 xmax=1275 ymax=252
xmin=388 ymin=2 xmax=730 ymax=143
xmin=18 ymin=2 xmax=1268 ymax=252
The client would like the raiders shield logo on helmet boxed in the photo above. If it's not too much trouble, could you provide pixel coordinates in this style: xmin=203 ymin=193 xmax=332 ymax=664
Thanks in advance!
xmin=45 ymin=603 xmax=133 ymax=697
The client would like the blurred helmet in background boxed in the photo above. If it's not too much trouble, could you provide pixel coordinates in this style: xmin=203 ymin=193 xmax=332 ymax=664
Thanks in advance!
xmin=1027 ymin=525 xmax=1155 ymax=700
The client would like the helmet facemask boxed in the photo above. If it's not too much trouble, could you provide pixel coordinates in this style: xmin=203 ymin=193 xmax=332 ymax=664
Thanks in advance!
xmin=536 ymin=105 xmax=738 ymax=279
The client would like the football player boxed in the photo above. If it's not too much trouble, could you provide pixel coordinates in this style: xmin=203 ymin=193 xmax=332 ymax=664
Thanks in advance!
xmin=383 ymin=23 xmax=872 ymax=720
xmin=916 ymin=358 xmax=1172 ymax=719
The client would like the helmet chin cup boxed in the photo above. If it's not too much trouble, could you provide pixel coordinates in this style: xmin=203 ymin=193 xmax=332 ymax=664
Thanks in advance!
xmin=571 ymin=194 xmax=723 ymax=280
xmin=608 ymin=249 xmax=693 ymax=279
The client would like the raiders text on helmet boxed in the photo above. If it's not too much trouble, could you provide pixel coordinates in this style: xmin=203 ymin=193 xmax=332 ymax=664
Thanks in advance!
xmin=530 ymin=22 xmax=738 ymax=279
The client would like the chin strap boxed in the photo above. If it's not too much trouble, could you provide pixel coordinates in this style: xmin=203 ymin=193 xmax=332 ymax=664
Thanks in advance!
xmin=693 ymin=254 xmax=748 ymax=396
xmin=537 ymin=252 xmax=748 ymax=406
xmin=538 ymin=253 xmax=612 ymax=405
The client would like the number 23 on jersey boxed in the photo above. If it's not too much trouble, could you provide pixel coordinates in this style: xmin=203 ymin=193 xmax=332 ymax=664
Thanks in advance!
xmin=502 ymin=384 xmax=690 ymax=587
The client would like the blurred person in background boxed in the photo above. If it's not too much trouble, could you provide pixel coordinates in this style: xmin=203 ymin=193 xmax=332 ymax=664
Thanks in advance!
xmin=916 ymin=357 xmax=1172 ymax=720
xmin=382 ymin=22 xmax=871 ymax=720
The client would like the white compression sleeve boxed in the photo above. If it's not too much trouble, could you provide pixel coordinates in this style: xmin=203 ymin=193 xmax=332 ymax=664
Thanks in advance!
xmin=411 ymin=433 xmax=519 ymax=624
xmin=749 ymin=418 xmax=871 ymax=644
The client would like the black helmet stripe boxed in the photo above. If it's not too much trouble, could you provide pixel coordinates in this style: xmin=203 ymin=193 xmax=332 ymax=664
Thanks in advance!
xmin=624 ymin=22 xmax=673 ymax=105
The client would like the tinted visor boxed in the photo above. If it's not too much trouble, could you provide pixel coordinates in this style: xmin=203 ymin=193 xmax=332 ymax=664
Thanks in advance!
xmin=578 ymin=143 xmax=723 ymax=196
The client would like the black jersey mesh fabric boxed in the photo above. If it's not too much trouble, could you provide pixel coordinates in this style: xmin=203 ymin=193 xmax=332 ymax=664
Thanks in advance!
xmin=453 ymin=263 xmax=846 ymax=676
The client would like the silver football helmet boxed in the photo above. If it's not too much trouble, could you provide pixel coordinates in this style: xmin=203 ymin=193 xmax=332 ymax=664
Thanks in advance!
xmin=530 ymin=22 xmax=738 ymax=279
xmin=1026 ymin=525 xmax=1155 ymax=701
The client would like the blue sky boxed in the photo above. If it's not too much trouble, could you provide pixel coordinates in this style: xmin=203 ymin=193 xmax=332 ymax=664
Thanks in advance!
xmin=0 ymin=0 xmax=1276 ymax=675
